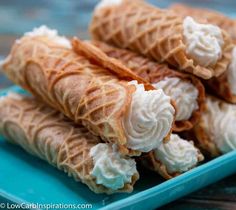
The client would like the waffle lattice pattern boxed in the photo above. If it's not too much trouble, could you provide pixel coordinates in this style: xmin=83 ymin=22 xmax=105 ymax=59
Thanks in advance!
xmin=0 ymin=97 xmax=102 ymax=191
xmin=90 ymin=0 xmax=233 ymax=79
xmin=0 ymin=96 xmax=138 ymax=193
xmin=3 ymin=36 xmax=132 ymax=147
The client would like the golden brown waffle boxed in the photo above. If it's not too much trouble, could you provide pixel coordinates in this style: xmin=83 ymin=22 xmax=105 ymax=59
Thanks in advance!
xmin=0 ymin=94 xmax=139 ymax=193
xmin=170 ymin=4 xmax=236 ymax=44
xmin=90 ymin=0 xmax=233 ymax=79
xmin=140 ymin=146 xmax=204 ymax=180
xmin=183 ymin=96 xmax=222 ymax=157
xmin=2 ymin=36 xmax=142 ymax=156
xmin=206 ymin=72 xmax=236 ymax=104
xmin=92 ymin=41 xmax=206 ymax=132
xmin=72 ymin=38 xmax=154 ymax=91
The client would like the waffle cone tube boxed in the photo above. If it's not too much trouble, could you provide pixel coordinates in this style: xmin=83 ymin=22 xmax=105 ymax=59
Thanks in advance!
xmin=1 ymin=35 xmax=138 ymax=155
xmin=2 ymin=33 xmax=176 ymax=155
xmin=140 ymin=135 xmax=204 ymax=179
xmin=90 ymin=0 xmax=233 ymax=79
xmin=0 ymin=94 xmax=139 ymax=194
xmin=206 ymin=72 xmax=236 ymax=104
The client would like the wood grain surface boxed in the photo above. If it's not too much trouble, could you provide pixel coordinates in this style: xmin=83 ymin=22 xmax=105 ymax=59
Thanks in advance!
xmin=0 ymin=1 xmax=236 ymax=209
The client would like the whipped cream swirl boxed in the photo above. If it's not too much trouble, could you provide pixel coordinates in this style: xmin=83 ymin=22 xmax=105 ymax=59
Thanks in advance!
xmin=154 ymin=134 xmax=199 ymax=173
xmin=202 ymin=97 xmax=236 ymax=154
xmin=153 ymin=77 xmax=199 ymax=121
xmin=123 ymin=80 xmax=175 ymax=152
xmin=183 ymin=16 xmax=224 ymax=67
xmin=24 ymin=25 xmax=72 ymax=49
xmin=96 ymin=0 xmax=123 ymax=11
xmin=227 ymin=47 xmax=236 ymax=95
xmin=90 ymin=143 xmax=137 ymax=190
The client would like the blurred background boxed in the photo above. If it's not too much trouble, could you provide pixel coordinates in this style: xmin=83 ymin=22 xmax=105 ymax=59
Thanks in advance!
xmin=0 ymin=1 xmax=236 ymax=209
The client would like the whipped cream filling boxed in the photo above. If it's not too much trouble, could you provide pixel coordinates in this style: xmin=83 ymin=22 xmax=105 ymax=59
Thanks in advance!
xmin=90 ymin=143 xmax=137 ymax=190
xmin=154 ymin=134 xmax=199 ymax=173
xmin=24 ymin=25 xmax=72 ymax=49
xmin=123 ymin=80 xmax=175 ymax=152
xmin=183 ymin=16 xmax=224 ymax=67
xmin=202 ymin=97 xmax=236 ymax=154
xmin=227 ymin=47 xmax=236 ymax=95
xmin=153 ymin=77 xmax=199 ymax=121
xmin=95 ymin=0 xmax=123 ymax=11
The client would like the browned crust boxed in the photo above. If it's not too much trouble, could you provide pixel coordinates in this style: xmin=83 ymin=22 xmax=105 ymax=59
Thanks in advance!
xmin=90 ymin=0 xmax=233 ymax=79
xmin=92 ymin=41 xmax=206 ymax=132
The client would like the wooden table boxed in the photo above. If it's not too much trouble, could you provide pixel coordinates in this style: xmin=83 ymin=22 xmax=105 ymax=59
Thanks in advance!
xmin=1 ymin=0 xmax=236 ymax=209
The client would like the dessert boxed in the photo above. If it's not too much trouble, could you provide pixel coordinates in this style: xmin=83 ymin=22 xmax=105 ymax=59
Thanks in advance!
xmin=1 ymin=26 xmax=175 ymax=155
xmin=90 ymin=0 xmax=233 ymax=79
xmin=0 ymin=93 xmax=139 ymax=194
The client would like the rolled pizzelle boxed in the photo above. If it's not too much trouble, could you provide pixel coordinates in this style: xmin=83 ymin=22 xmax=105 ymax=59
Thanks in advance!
xmin=170 ymin=3 xmax=236 ymax=44
xmin=90 ymin=0 xmax=233 ymax=79
xmin=0 ymin=93 xmax=139 ymax=194
xmin=189 ymin=96 xmax=236 ymax=157
xmin=2 ymin=26 xmax=175 ymax=155
xmin=206 ymin=47 xmax=236 ymax=103
xmin=92 ymin=41 xmax=205 ymax=132
xmin=141 ymin=134 xmax=204 ymax=179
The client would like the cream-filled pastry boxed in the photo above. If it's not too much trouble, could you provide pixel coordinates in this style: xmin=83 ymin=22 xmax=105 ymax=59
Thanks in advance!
xmin=153 ymin=77 xmax=199 ymax=121
xmin=183 ymin=16 xmax=224 ymax=67
xmin=90 ymin=143 xmax=137 ymax=190
xmin=202 ymin=97 xmax=236 ymax=154
xmin=2 ymin=26 xmax=175 ymax=156
xmin=0 ymin=93 xmax=139 ymax=194
xmin=91 ymin=0 xmax=232 ymax=79
xmin=123 ymin=81 xmax=175 ymax=152
xmin=154 ymin=134 xmax=201 ymax=174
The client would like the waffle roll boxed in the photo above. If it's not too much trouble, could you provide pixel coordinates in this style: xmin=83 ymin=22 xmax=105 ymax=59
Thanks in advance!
xmin=92 ymin=41 xmax=205 ymax=132
xmin=0 ymin=93 xmax=139 ymax=194
xmin=190 ymin=96 xmax=236 ymax=157
xmin=2 ymin=26 xmax=175 ymax=155
xmin=141 ymin=134 xmax=204 ymax=179
xmin=205 ymin=47 xmax=236 ymax=103
xmin=90 ymin=0 xmax=233 ymax=79
xmin=170 ymin=3 xmax=236 ymax=44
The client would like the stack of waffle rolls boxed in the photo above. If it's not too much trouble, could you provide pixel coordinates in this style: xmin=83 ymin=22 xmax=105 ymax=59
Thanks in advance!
xmin=2 ymin=31 xmax=176 ymax=156
xmin=0 ymin=25 xmax=205 ymax=190
xmin=4 ymin=0 xmax=236 ymax=192
xmin=90 ymin=0 xmax=233 ymax=79
xmin=91 ymin=41 xmax=206 ymax=132
xmin=0 ymin=93 xmax=139 ymax=194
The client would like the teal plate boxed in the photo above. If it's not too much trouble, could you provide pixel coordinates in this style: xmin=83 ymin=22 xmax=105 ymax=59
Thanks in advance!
xmin=1 ymin=86 xmax=236 ymax=210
